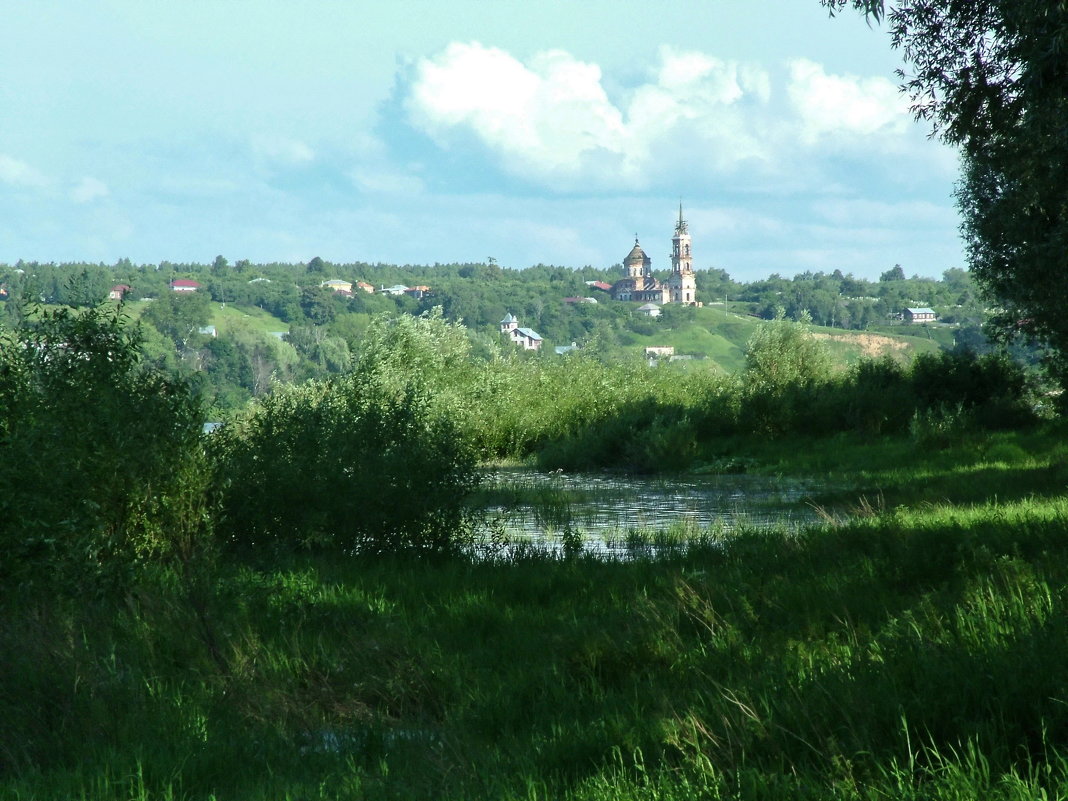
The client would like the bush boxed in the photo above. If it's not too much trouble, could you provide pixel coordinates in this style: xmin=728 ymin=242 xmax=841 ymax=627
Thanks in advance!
xmin=739 ymin=310 xmax=832 ymax=435
xmin=910 ymin=349 xmax=1038 ymax=429
xmin=0 ymin=307 xmax=209 ymax=595
xmin=214 ymin=374 xmax=479 ymax=556
xmin=836 ymin=356 xmax=915 ymax=435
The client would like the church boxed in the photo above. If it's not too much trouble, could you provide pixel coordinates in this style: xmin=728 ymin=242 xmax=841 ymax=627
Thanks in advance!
xmin=611 ymin=205 xmax=699 ymax=306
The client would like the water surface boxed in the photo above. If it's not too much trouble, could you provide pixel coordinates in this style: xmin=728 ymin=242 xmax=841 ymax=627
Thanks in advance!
xmin=480 ymin=467 xmax=827 ymax=544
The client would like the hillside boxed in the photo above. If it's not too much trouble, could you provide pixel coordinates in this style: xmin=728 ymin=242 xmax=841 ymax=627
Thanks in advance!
xmin=190 ymin=298 xmax=948 ymax=377
xmin=607 ymin=305 xmax=945 ymax=373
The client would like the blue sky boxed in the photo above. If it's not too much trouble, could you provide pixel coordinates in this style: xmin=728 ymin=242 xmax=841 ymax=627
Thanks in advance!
xmin=0 ymin=1 xmax=963 ymax=281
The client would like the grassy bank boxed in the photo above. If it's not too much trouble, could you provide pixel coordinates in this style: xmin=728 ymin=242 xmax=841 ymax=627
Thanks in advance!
xmin=6 ymin=427 xmax=1068 ymax=799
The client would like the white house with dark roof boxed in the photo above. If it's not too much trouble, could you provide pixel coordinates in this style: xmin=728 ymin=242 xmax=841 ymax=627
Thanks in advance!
xmin=500 ymin=313 xmax=543 ymax=351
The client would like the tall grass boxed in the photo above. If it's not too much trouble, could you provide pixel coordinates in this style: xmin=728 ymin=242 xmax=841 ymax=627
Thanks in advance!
xmin=8 ymin=482 xmax=1068 ymax=798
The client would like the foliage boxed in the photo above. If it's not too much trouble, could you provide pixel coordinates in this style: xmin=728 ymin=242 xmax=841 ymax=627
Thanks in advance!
xmin=825 ymin=0 xmax=1068 ymax=384
xmin=213 ymin=315 xmax=481 ymax=555
xmin=141 ymin=288 xmax=212 ymax=352
xmin=0 ymin=306 xmax=209 ymax=595
xmin=744 ymin=308 xmax=831 ymax=389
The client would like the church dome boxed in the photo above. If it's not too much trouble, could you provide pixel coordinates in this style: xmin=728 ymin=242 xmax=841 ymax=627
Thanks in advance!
xmin=624 ymin=239 xmax=648 ymax=265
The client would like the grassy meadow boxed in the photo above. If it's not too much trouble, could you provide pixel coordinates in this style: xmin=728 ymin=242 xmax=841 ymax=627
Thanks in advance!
xmin=6 ymin=423 xmax=1068 ymax=800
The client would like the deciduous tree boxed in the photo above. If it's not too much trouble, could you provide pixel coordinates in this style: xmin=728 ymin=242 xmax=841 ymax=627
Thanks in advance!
xmin=825 ymin=0 xmax=1068 ymax=380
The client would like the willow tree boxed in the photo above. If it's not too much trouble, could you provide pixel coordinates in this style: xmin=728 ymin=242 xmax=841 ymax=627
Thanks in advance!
xmin=825 ymin=0 xmax=1068 ymax=382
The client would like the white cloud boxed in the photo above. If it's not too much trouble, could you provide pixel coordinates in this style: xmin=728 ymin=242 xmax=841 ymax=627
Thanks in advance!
xmin=0 ymin=154 xmax=47 ymax=188
xmin=404 ymin=42 xmax=771 ymax=189
xmin=786 ymin=58 xmax=908 ymax=142
xmin=406 ymin=43 xmax=623 ymax=177
xmin=70 ymin=176 xmax=109 ymax=203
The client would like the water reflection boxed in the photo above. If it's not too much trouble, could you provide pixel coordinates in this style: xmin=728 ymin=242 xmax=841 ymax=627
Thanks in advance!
xmin=479 ymin=467 xmax=826 ymax=543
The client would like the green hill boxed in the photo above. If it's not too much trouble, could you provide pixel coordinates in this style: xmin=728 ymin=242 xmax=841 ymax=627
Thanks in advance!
xmin=209 ymin=302 xmax=289 ymax=336
xmin=612 ymin=306 xmax=945 ymax=373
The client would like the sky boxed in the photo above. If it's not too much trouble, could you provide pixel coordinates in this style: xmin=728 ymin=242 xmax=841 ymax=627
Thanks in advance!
xmin=0 ymin=1 xmax=965 ymax=282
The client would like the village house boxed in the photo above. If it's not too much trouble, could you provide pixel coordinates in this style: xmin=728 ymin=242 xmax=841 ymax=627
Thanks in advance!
xmin=108 ymin=284 xmax=131 ymax=300
xmin=500 ymin=313 xmax=543 ymax=351
xmin=904 ymin=307 xmax=937 ymax=324
xmin=355 ymin=281 xmax=374 ymax=293
xmin=170 ymin=279 xmax=202 ymax=292
xmin=321 ymin=279 xmax=353 ymax=293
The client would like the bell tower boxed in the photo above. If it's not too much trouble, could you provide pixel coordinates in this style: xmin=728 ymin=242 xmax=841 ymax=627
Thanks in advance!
xmin=668 ymin=203 xmax=697 ymax=305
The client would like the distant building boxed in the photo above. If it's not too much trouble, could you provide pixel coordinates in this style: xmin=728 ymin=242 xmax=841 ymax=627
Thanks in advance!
xmin=321 ymin=279 xmax=353 ymax=293
xmin=170 ymin=279 xmax=202 ymax=292
xmin=355 ymin=281 xmax=374 ymax=293
xmin=108 ymin=284 xmax=131 ymax=300
xmin=611 ymin=205 xmax=699 ymax=306
xmin=500 ymin=313 xmax=543 ymax=351
xmin=405 ymin=285 xmax=431 ymax=299
xmin=644 ymin=346 xmax=675 ymax=358
xmin=637 ymin=303 xmax=662 ymax=318
xmin=612 ymin=238 xmax=666 ymax=303
xmin=904 ymin=307 xmax=937 ymax=324
xmin=381 ymin=284 xmax=409 ymax=296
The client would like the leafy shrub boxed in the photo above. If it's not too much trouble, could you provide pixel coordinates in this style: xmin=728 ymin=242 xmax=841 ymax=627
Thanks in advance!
xmin=910 ymin=349 xmax=1037 ymax=429
xmin=909 ymin=403 xmax=973 ymax=449
xmin=214 ymin=371 xmax=479 ymax=556
xmin=743 ymin=309 xmax=831 ymax=391
xmin=0 ymin=307 xmax=209 ymax=595
xmin=843 ymin=355 xmax=913 ymax=434
xmin=739 ymin=310 xmax=832 ymax=435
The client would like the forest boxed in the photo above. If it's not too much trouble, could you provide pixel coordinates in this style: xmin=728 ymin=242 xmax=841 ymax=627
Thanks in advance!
xmin=0 ymin=256 xmax=994 ymax=416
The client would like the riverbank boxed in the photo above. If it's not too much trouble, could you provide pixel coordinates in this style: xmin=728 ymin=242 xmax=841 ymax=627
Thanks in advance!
xmin=5 ymin=425 xmax=1068 ymax=799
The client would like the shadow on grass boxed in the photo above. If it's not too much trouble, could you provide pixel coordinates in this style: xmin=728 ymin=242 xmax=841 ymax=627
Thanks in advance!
xmin=6 ymin=495 xmax=1068 ymax=799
